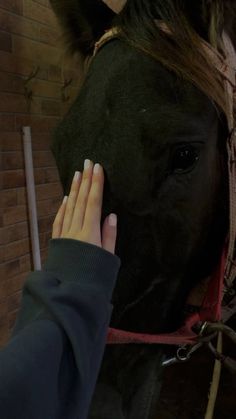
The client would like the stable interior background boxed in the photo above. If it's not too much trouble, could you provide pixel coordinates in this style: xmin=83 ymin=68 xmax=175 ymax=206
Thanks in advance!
xmin=0 ymin=0 xmax=83 ymax=347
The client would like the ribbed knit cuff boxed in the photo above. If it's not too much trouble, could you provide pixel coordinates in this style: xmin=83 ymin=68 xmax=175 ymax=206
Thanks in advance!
xmin=43 ymin=238 xmax=121 ymax=301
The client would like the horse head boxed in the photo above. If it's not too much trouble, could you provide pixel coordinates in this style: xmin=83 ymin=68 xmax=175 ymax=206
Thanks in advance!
xmin=50 ymin=1 xmax=235 ymax=417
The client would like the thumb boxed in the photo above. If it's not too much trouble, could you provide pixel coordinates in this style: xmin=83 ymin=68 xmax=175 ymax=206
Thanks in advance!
xmin=101 ymin=214 xmax=117 ymax=255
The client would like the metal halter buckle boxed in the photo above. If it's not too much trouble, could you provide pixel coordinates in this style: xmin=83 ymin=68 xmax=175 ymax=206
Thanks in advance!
xmin=162 ymin=342 xmax=203 ymax=367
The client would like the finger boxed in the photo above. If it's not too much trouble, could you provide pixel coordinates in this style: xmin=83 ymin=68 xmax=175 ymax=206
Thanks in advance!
xmin=101 ymin=214 xmax=117 ymax=255
xmin=70 ymin=160 xmax=95 ymax=231
xmin=52 ymin=196 xmax=68 ymax=239
xmin=81 ymin=163 xmax=104 ymax=232
xmin=61 ymin=171 xmax=82 ymax=236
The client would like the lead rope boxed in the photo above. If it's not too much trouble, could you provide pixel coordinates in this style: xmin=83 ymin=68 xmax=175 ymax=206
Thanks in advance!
xmin=204 ymin=332 xmax=222 ymax=419
xmin=200 ymin=33 xmax=236 ymax=419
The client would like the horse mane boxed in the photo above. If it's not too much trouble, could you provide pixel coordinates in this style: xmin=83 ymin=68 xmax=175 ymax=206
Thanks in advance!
xmin=50 ymin=0 xmax=236 ymax=115
xmin=115 ymin=0 xmax=236 ymax=115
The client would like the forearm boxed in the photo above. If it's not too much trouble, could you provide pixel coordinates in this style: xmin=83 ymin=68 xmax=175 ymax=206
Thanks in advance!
xmin=2 ymin=238 xmax=120 ymax=419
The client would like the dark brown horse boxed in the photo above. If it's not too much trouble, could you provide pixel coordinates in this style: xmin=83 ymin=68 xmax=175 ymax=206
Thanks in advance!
xmin=49 ymin=1 xmax=235 ymax=417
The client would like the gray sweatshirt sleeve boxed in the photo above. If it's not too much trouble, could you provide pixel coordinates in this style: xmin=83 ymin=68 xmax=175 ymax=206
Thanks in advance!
xmin=0 ymin=238 xmax=121 ymax=419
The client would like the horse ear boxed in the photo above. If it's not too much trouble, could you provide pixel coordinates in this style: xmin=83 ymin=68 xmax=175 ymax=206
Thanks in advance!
xmin=49 ymin=0 xmax=115 ymax=55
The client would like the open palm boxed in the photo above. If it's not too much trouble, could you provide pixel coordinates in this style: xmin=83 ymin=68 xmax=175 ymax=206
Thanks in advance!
xmin=52 ymin=159 xmax=117 ymax=256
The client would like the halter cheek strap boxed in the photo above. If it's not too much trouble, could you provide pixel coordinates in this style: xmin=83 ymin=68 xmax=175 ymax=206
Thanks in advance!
xmin=201 ymin=32 xmax=236 ymax=295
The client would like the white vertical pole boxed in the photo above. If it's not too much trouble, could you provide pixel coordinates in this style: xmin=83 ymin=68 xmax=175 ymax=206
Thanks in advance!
xmin=22 ymin=126 xmax=41 ymax=270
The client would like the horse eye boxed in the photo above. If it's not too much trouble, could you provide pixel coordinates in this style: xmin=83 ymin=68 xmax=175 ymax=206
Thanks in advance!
xmin=170 ymin=145 xmax=199 ymax=174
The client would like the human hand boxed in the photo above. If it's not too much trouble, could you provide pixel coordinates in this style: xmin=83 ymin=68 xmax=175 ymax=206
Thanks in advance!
xmin=52 ymin=159 xmax=117 ymax=255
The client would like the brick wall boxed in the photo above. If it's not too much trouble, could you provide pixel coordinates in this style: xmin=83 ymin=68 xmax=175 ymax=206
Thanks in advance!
xmin=0 ymin=0 xmax=83 ymax=347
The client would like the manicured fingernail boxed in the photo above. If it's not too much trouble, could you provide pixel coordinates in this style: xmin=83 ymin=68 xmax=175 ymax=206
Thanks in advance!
xmin=74 ymin=171 xmax=81 ymax=181
xmin=94 ymin=163 xmax=100 ymax=174
xmin=63 ymin=196 xmax=68 ymax=204
xmin=109 ymin=214 xmax=117 ymax=227
xmin=84 ymin=159 xmax=91 ymax=170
